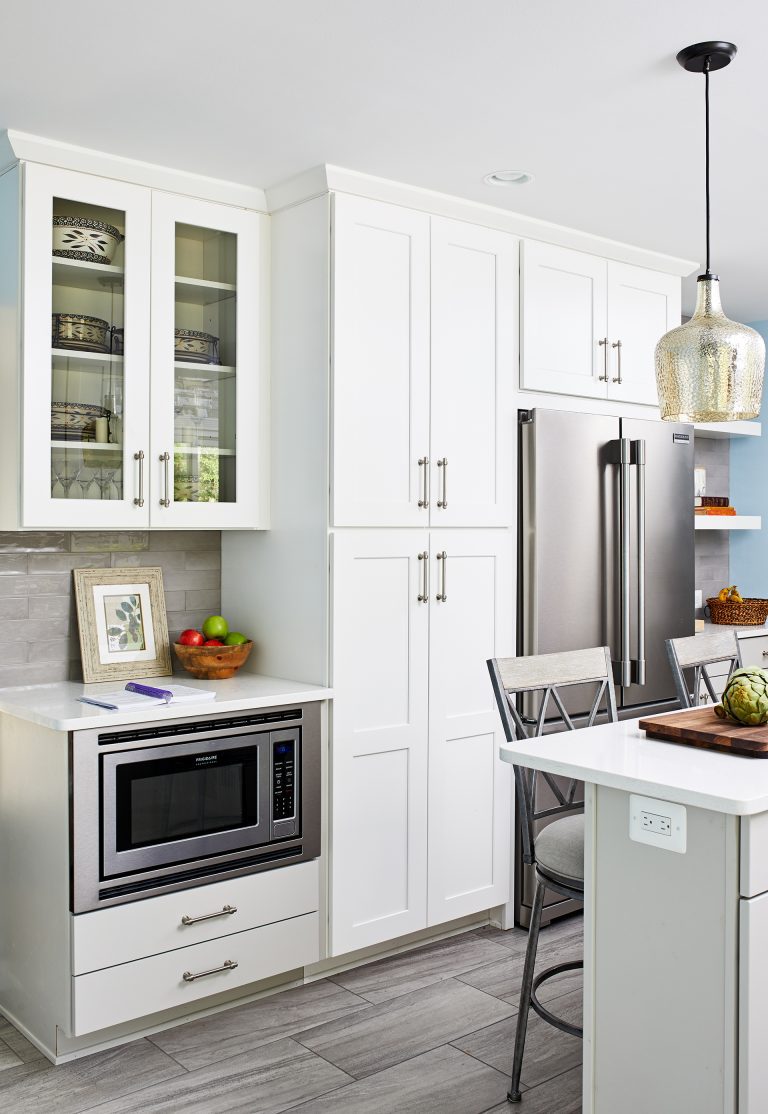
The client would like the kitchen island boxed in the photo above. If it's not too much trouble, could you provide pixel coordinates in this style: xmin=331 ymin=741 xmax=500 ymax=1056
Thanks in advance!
xmin=500 ymin=713 xmax=768 ymax=1114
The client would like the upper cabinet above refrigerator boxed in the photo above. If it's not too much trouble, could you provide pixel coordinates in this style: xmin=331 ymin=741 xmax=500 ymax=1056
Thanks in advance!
xmin=331 ymin=195 xmax=517 ymax=528
xmin=520 ymin=240 xmax=681 ymax=407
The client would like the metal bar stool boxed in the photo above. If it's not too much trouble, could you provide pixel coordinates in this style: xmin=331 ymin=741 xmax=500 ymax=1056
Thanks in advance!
xmin=488 ymin=646 xmax=617 ymax=1104
xmin=666 ymin=629 xmax=742 ymax=708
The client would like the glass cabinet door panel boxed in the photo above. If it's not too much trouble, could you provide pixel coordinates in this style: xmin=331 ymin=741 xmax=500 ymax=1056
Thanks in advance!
xmin=23 ymin=165 xmax=151 ymax=528
xmin=150 ymin=193 xmax=265 ymax=527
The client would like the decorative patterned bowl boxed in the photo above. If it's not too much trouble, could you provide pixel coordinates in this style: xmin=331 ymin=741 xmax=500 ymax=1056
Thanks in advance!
xmin=52 ymin=313 xmax=111 ymax=353
xmin=174 ymin=329 xmax=221 ymax=365
xmin=52 ymin=216 xmax=123 ymax=266
xmin=51 ymin=401 xmax=109 ymax=442
xmin=173 ymin=640 xmax=253 ymax=680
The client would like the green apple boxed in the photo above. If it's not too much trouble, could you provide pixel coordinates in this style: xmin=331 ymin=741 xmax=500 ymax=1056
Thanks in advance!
xmin=202 ymin=614 xmax=228 ymax=640
xmin=224 ymin=631 xmax=249 ymax=646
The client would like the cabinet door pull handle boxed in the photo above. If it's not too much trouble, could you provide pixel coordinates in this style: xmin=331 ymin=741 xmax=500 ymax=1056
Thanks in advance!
xmin=182 ymin=959 xmax=238 ymax=982
xmin=133 ymin=451 xmax=145 ymax=507
xmin=598 ymin=338 xmax=609 ymax=382
xmin=437 ymin=458 xmax=448 ymax=509
xmin=612 ymin=339 xmax=623 ymax=384
xmin=418 ymin=457 xmax=430 ymax=508
xmin=159 ymin=451 xmax=171 ymax=507
xmin=417 ymin=551 xmax=429 ymax=602
xmin=181 ymin=903 xmax=237 ymax=926
xmin=436 ymin=551 xmax=447 ymax=602
xmin=762 ymin=650 xmax=768 ymax=658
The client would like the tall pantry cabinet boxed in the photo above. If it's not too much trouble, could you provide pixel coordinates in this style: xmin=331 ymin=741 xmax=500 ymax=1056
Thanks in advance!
xmin=223 ymin=192 xmax=517 ymax=957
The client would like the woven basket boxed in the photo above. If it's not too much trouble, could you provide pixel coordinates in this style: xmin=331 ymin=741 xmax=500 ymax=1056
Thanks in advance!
xmin=706 ymin=597 xmax=768 ymax=625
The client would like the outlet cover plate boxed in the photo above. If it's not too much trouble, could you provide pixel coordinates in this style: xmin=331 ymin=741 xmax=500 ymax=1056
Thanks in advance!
xmin=629 ymin=794 xmax=687 ymax=854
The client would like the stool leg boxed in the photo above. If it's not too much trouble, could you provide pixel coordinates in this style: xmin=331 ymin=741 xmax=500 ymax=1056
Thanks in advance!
xmin=507 ymin=876 xmax=545 ymax=1103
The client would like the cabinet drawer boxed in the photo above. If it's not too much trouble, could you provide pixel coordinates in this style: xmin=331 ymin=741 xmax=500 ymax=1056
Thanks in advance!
xmin=738 ymin=635 xmax=768 ymax=669
xmin=72 ymin=911 xmax=319 ymax=1035
xmin=72 ymin=861 xmax=319 ymax=974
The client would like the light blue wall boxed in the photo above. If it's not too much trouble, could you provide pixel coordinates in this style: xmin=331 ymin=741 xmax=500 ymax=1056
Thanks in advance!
xmin=730 ymin=321 xmax=768 ymax=595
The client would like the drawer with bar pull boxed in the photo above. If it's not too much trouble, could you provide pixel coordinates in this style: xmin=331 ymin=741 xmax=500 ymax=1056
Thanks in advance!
xmin=71 ymin=911 xmax=319 ymax=1035
xmin=72 ymin=860 xmax=319 ymax=974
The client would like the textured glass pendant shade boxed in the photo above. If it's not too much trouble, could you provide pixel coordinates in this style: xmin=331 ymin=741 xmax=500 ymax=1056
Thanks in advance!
xmin=655 ymin=276 xmax=765 ymax=422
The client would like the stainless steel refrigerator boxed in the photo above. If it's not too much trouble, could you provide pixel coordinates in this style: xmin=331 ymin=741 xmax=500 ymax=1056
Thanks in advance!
xmin=515 ymin=407 xmax=694 ymax=925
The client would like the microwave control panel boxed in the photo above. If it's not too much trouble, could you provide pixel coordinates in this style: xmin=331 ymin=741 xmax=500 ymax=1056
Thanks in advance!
xmin=271 ymin=736 xmax=298 ymax=839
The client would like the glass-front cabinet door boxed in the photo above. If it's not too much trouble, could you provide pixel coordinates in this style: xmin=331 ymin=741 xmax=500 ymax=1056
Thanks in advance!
xmin=22 ymin=164 xmax=151 ymax=527
xmin=150 ymin=193 xmax=266 ymax=528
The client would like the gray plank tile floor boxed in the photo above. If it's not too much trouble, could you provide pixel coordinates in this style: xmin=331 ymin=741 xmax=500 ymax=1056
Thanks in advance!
xmin=0 ymin=913 xmax=584 ymax=1112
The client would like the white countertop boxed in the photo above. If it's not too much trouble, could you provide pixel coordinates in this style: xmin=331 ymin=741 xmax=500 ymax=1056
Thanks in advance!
xmin=0 ymin=673 xmax=333 ymax=732
xmin=699 ymin=619 xmax=768 ymax=639
xmin=500 ymin=712 xmax=768 ymax=816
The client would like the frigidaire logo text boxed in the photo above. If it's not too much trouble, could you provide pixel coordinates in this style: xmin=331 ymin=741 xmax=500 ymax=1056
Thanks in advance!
xmin=195 ymin=754 xmax=218 ymax=765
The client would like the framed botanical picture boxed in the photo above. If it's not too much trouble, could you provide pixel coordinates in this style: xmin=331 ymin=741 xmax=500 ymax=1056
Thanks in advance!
xmin=73 ymin=567 xmax=171 ymax=683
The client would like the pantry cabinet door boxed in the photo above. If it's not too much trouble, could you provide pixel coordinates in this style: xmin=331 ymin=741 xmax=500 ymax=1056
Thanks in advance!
xmin=430 ymin=219 xmax=517 ymax=527
xmin=22 ymin=163 xmax=151 ymax=527
xmin=331 ymin=195 xmax=430 ymax=527
xmin=330 ymin=531 xmax=429 ymax=954
xmin=427 ymin=530 xmax=514 ymax=925
xmin=607 ymin=262 xmax=681 ymax=407
xmin=521 ymin=240 xmax=608 ymax=399
xmin=150 ymin=192 xmax=267 ymax=528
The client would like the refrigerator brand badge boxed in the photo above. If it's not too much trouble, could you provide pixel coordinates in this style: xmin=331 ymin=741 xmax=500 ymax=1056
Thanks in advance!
xmin=672 ymin=433 xmax=691 ymax=444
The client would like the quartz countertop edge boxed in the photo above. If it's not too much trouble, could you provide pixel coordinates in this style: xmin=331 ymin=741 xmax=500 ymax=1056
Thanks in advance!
xmin=500 ymin=712 xmax=768 ymax=816
xmin=0 ymin=674 xmax=333 ymax=732
xmin=699 ymin=619 xmax=768 ymax=638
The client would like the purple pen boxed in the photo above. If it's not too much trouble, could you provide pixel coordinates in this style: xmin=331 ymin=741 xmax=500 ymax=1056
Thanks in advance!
xmin=125 ymin=682 xmax=174 ymax=703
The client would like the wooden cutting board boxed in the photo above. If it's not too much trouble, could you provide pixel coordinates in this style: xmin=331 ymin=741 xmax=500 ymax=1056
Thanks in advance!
xmin=639 ymin=707 xmax=768 ymax=758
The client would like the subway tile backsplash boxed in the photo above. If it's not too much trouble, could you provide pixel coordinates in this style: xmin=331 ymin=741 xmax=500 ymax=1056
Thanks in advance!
xmin=0 ymin=531 xmax=221 ymax=688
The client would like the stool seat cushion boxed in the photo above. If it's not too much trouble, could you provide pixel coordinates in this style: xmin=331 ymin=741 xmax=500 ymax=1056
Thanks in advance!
xmin=535 ymin=814 xmax=584 ymax=883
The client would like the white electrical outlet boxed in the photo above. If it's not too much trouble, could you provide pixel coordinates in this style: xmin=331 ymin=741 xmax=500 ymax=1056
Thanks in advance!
xmin=629 ymin=794 xmax=687 ymax=853
xmin=695 ymin=589 xmax=703 ymax=609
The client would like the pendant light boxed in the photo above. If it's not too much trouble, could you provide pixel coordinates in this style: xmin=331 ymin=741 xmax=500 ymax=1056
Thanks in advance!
xmin=655 ymin=41 xmax=764 ymax=422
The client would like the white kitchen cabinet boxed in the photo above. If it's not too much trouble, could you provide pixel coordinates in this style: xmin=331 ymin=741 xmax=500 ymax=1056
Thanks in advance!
xmin=4 ymin=161 xmax=267 ymax=529
xmin=331 ymin=196 xmax=516 ymax=528
xmin=427 ymin=530 xmax=513 ymax=923
xmin=521 ymin=240 xmax=680 ymax=406
xmin=740 ymin=890 xmax=768 ymax=1113
xmin=330 ymin=528 xmax=512 ymax=954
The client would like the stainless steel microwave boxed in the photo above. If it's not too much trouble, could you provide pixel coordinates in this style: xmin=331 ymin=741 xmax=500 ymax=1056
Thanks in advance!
xmin=71 ymin=702 xmax=321 ymax=912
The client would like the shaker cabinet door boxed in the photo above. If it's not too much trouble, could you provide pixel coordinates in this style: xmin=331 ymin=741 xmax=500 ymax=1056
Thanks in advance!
xmin=430 ymin=218 xmax=517 ymax=527
xmin=520 ymin=239 xmax=608 ymax=399
xmin=427 ymin=530 xmax=514 ymax=925
xmin=330 ymin=531 xmax=429 ymax=954
xmin=331 ymin=195 xmax=430 ymax=527
xmin=22 ymin=163 xmax=151 ymax=528
xmin=606 ymin=262 xmax=680 ymax=407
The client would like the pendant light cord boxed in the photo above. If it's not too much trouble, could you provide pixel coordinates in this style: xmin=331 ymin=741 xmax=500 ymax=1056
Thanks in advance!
xmin=704 ymin=56 xmax=711 ymax=275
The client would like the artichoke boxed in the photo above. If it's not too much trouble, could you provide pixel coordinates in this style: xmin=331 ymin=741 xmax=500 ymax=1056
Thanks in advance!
xmin=715 ymin=667 xmax=768 ymax=726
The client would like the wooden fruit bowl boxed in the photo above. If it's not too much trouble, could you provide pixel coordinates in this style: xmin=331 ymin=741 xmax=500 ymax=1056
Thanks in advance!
xmin=173 ymin=640 xmax=253 ymax=680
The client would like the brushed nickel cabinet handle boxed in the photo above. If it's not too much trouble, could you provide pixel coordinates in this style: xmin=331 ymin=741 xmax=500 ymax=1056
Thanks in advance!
xmin=598 ymin=338 xmax=609 ymax=382
xmin=437 ymin=458 xmax=448 ymax=509
xmin=417 ymin=551 xmax=429 ymax=602
xmin=159 ymin=451 xmax=171 ymax=507
xmin=133 ymin=450 xmax=145 ymax=507
xmin=436 ymin=551 xmax=447 ymax=602
xmin=181 ymin=904 xmax=237 ymax=926
xmin=418 ymin=457 xmax=430 ymax=508
xmin=612 ymin=339 xmax=623 ymax=384
xmin=182 ymin=959 xmax=238 ymax=982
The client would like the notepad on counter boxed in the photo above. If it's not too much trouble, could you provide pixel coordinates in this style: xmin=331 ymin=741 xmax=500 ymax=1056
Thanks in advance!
xmin=79 ymin=681 xmax=217 ymax=710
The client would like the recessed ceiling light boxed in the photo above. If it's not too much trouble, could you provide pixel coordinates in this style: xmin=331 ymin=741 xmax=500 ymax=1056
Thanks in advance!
xmin=483 ymin=170 xmax=534 ymax=186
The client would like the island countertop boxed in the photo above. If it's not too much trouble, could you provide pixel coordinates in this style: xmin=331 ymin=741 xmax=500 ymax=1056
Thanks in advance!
xmin=499 ymin=710 xmax=768 ymax=816
xmin=0 ymin=673 xmax=332 ymax=732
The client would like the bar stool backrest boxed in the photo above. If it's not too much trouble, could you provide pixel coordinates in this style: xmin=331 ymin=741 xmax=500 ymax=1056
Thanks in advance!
xmin=666 ymin=629 xmax=742 ymax=709
xmin=488 ymin=646 xmax=618 ymax=868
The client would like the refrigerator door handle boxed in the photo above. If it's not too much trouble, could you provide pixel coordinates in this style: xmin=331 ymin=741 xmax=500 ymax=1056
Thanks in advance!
xmin=633 ymin=439 xmax=646 ymax=685
xmin=618 ymin=438 xmax=632 ymax=688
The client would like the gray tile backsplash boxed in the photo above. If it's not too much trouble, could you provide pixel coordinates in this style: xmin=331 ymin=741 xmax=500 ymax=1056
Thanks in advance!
xmin=0 ymin=531 xmax=221 ymax=688
xmin=694 ymin=438 xmax=730 ymax=613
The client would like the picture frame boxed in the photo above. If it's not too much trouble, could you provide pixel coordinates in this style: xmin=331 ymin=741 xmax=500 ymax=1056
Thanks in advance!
xmin=73 ymin=566 xmax=171 ymax=683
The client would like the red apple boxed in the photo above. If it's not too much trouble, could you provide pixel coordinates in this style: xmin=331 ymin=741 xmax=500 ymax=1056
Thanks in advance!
xmin=178 ymin=629 xmax=204 ymax=646
xmin=204 ymin=638 xmax=224 ymax=646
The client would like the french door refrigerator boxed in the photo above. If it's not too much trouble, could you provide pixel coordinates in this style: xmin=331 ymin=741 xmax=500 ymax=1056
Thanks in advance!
xmin=516 ymin=407 xmax=694 ymax=924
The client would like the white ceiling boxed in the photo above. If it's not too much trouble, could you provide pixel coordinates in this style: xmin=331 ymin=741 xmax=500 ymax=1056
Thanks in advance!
xmin=3 ymin=0 xmax=768 ymax=319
